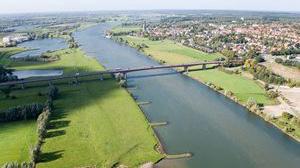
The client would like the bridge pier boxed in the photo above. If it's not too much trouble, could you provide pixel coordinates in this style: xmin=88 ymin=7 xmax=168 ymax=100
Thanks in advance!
xmin=123 ymin=73 xmax=127 ymax=80
xmin=21 ymin=83 xmax=25 ymax=89
xmin=74 ymin=76 xmax=79 ymax=85
xmin=184 ymin=66 xmax=189 ymax=74
xmin=202 ymin=64 xmax=207 ymax=70
xmin=99 ymin=74 xmax=104 ymax=81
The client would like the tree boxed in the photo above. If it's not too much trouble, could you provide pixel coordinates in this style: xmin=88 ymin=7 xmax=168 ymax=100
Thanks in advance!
xmin=222 ymin=49 xmax=236 ymax=59
xmin=0 ymin=86 xmax=12 ymax=98
xmin=0 ymin=65 xmax=17 ymax=83
xmin=246 ymin=49 xmax=258 ymax=59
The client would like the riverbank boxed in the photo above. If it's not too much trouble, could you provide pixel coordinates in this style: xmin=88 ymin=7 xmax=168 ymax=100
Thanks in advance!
xmin=0 ymin=48 xmax=163 ymax=167
xmin=112 ymin=35 xmax=300 ymax=142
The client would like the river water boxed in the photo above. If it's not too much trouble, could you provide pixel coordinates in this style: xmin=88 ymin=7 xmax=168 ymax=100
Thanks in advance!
xmin=74 ymin=24 xmax=300 ymax=168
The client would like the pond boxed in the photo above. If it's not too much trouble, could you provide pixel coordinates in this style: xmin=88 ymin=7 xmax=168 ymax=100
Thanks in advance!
xmin=13 ymin=70 xmax=63 ymax=79
xmin=11 ymin=38 xmax=68 ymax=58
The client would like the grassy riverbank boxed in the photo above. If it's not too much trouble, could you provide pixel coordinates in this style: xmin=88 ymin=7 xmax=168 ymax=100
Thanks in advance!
xmin=115 ymin=35 xmax=275 ymax=105
xmin=0 ymin=48 xmax=162 ymax=167
xmin=118 ymin=36 xmax=222 ymax=64
xmin=190 ymin=69 xmax=275 ymax=105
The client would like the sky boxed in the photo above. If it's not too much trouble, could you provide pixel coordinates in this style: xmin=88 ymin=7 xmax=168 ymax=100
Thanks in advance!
xmin=0 ymin=0 xmax=299 ymax=14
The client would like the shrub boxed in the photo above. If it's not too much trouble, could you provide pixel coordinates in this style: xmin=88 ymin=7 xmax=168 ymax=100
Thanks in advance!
xmin=275 ymin=58 xmax=283 ymax=64
xmin=264 ymin=83 xmax=270 ymax=91
xmin=282 ymin=112 xmax=294 ymax=120
xmin=224 ymin=90 xmax=234 ymax=97
xmin=284 ymin=126 xmax=295 ymax=133
xmin=246 ymin=97 xmax=260 ymax=113
xmin=254 ymin=56 xmax=265 ymax=63
xmin=216 ymin=86 xmax=223 ymax=91
xmin=267 ymin=90 xmax=279 ymax=99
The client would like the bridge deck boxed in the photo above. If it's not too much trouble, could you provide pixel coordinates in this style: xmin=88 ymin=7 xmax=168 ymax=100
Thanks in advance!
xmin=0 ymin=61 xmax=227 ymax=87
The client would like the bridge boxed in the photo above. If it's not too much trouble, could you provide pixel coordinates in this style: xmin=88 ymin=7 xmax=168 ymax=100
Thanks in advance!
xmin=0 ymin=60 xmax=236 ymax=88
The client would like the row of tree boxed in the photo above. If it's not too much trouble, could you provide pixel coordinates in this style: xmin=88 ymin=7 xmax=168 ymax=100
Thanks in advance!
xmin=249 ymin=64 xmax=286 ymax=85
xmin=271 ymin=48 xmax=300 ymax=56
xmin=275 ymin=58 xmax=300 ymax=69
xmin=1 ymin=85 xmax=59 ymax=168
xmin=0 ymin=103 xmax=44 ymax=122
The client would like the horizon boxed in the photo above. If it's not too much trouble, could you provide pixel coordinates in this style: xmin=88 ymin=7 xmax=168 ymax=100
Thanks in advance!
xmin=0 ymin=0 xmax=300 ymax=14
xmin=0 ymin=9 xmax=300 ymax=16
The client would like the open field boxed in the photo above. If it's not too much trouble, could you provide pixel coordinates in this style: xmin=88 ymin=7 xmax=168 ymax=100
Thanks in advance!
xmin=13 ymin=48 xmax=103 ymax=74
xmin=39 ymin=80 xmax=162 ymax=168
xmin=117 ymin=35 xmax=274 ymax=105
xmin=0 ymin=121 xmax=37 ymax=165
xmin=189 ymin=69 xmax=276 ymax=105
xmin=119 ymin=36 xmax=222 ymax=64
xmin=0 ymin=48 xmax=162 ymax=167
xmin=111 ymin=26 xmax=142 ymax=34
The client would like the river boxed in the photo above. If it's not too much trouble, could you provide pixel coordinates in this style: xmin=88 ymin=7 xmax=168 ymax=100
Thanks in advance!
xmin=74 ymin=24 xmax=300 ymax=168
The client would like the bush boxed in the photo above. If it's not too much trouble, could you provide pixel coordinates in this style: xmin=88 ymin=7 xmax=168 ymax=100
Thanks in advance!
xmin=224 ymin=90 xmax=234 ymax=97
xmin=246 ymin=97 xmax=260 ymax=113
xmin=282 ymin=112 xmax=294 ymax=120
xmin=264 ymin=83 xmax=270 ymax=91
xmin=267 ymin=90 xmax=279 ymax=99
xmin=275 ymin=58 xmax=283 ymax=64
xmin=254 ymin=56 xmax=265 ymax=63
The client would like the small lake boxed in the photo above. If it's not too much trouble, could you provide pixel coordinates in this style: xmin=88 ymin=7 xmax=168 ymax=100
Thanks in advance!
xmin=13 ymin=70 xmax=63 ymax=79
xmin=12 ymin=38 xmax=68 ymax=58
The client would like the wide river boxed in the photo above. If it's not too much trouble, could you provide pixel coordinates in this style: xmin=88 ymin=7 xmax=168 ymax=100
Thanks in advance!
xmin=74 ymin=24 xmax=300 ymax=168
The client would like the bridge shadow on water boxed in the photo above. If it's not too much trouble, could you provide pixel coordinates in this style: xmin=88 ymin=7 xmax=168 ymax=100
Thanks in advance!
xmin=129 ymin=71 xmax=179 ymax=79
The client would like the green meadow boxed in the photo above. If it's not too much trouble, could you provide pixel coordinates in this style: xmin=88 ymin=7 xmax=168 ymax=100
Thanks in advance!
xmin=0 ymin=48 xmax=162 ymax=167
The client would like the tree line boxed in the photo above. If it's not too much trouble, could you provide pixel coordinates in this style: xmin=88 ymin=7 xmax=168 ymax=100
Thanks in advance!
xmin=2 ymin=85 xmax=59 ymax=168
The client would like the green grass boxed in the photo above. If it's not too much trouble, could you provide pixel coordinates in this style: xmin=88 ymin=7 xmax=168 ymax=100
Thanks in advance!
xmin=0 ymin=47 xmax=26 ymax=66
xmin=117 ymin=35 xmax=274 ymax=105
xmin=111 ymin=26 xmax=142 ymax=34
xmin=189 ymin=69 xmax=275 ymax=105
xmin=119 ymin=36 xmax=222 ymax=64
xmin=0 ymin=121 xmax=37 ymax=165
xmin=0 ymin=48 xmax=162 ymax=167
xmin=39 ymin=81 xmax=161 ymax=168
xmin=13 ymin=48 xmax=103 ymax=74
